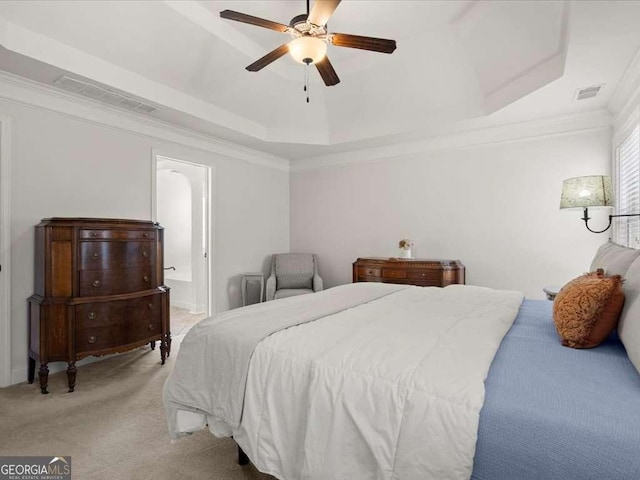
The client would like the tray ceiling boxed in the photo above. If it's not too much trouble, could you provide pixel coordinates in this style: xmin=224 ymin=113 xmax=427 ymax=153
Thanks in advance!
xmin=0 ymin=1 xmax=638 ymax=160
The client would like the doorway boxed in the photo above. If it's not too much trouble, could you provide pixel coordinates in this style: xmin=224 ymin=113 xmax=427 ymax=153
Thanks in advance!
xmin=0 ymin=116 xmax=11 ymax=387
xmin=153 ymin=155 xmax=212 ymax=320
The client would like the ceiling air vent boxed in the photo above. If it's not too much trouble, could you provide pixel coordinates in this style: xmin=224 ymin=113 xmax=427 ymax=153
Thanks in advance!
xmin=53 ymin=76 xmax=157 ymax=114
xmin=574 ymin=84 xmax=605 ymax=101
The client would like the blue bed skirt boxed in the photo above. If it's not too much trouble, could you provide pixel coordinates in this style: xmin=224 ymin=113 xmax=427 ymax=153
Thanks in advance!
xmin=472 ymin=299 xmax=640 ymax=480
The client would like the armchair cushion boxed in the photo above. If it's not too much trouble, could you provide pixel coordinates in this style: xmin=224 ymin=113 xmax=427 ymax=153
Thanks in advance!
xmin=277 ymin=273 xmax=313 ymax=290
xmin=275 ymin=254 xmax=314 ymax=289
xmin=274 ymin=288 xmax=314 ymax=300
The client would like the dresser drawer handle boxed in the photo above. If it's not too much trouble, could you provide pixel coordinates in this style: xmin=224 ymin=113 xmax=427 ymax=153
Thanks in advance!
xmin=143 ymin=275 xmax=150 ymax=282
xmin=148 ymin=324 xmax=154 ymax=331
xmin=143 ymin=232 xmax=149 ymax=238
xmin=91 ymin=232 xmax=98 ymax=238
xmin=148 ymin=303 xmax=153 ymax=309
xmin=422 ymin=273 xmax=426 ymax=277
xmin=142 ymin=250 xmax=149 ymax=258
xmin=88 ymin=336 xmax=97 ymax=344
xmin=92 ymin=280 xmax=101 ymax=287
xmin=91 ymin=252 xmax=99 ymax=260
xmin=88 ymin=312 xmax=96 ymax=320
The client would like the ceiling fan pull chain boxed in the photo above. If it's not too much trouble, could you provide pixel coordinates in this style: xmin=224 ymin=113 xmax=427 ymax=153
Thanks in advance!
xmin=305 ymin=62 xmax=310 ymax=103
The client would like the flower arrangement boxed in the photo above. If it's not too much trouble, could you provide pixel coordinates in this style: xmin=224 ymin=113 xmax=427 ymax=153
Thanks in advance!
xmin=398 ymin=239 xmax=413 ymax=250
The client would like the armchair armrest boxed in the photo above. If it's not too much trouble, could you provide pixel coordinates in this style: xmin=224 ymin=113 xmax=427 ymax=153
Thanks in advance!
xmin=313 ymin=274 xmax=323 ymax=292
xmin=266 ymin=274 xmax=276 ymax=301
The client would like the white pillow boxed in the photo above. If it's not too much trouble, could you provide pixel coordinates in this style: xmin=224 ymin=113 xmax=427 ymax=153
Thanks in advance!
xmin=590 ymin=241 xmax=640 ymax=277
xmin=618 ymin=256 xmax=640 ymax=375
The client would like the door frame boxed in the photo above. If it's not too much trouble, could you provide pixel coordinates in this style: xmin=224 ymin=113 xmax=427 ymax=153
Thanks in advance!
xmin=0 ymin=115 xmax=12 ymax=387
xmin=151 ymin=149 xmax=214 ymax=317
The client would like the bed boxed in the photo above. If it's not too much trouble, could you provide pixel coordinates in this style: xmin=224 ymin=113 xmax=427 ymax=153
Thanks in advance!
xmin=163 ymin=280 xmax=640 ymax=480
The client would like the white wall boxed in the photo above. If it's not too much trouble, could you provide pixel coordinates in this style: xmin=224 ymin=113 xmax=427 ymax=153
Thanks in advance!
xmin=290 ymin=129 xmax=612 ymax=299
xmin=4 ymin=98 xmax=289 ymax=383
xmin=157 ymin=167 xmax=193 ymax=280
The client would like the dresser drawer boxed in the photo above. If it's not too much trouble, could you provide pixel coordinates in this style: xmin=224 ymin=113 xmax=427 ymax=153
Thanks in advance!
xmin=80 ymin=229 xmax=156 ymax=240
xmin=382 ymin=269 xmax=407 ymax=280
xmin=357 ymin=267 xmax=381 ymax=278
xmin=126 ymin=294 xmax=163 ymax=341
xmin=80 ymin=241 xmax=155 ymax=271
xmin=407 ymin=270 xmax=442 ymax=282
xmin=75 ymin=294 xmax=163 ymax=354
xmin=79 ymin=268 xmax=156 ymax=296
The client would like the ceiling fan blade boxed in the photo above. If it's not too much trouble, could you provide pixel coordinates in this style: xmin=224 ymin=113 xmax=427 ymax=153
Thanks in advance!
xmin=246 ymin=44 xmax=290 ymax=72
xmin=315 ymin=56 xmax=340 ymax=86
xmin=307 ymin=0 xmax=342 ymax=27
xmin=220 ymin=10 xmax=289 ymax=33
xmin=330 ymin=33 xmax=397 ymax=54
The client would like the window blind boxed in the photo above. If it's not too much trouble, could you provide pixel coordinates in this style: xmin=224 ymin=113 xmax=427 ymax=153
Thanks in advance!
xmin=615 ymin=125 xmax=640 ymax=248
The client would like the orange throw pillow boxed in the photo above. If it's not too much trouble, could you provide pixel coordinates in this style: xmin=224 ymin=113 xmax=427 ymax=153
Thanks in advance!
xmin=553 ymin=270 xmax=625 ymax=349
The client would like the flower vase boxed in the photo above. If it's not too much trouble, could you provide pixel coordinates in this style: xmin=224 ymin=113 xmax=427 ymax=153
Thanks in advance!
xmin=399 ymin=248 xmax=412 ymax=259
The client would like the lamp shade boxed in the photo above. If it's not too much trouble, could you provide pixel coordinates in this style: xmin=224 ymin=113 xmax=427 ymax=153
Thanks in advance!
xmin=559 ymin=175 xmax=614 ymax=209
xmin=288 ymin=36 xmax=327 ymax=64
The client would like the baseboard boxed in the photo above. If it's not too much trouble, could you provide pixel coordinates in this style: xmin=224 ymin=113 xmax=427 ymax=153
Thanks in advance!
xmin=171 ymin=299 xmax=198 ymax=312
xmin=11 ymin=366 xmax=28 ymax=386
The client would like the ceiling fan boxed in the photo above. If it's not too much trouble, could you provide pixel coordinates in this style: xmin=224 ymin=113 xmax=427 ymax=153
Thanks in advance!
xmin=219 ymin=0 xmax=397 ymax=87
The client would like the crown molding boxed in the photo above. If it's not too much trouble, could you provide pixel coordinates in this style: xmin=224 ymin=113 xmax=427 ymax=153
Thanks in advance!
xmin=0 ymin=71 xmax=290 ymax=172
xmin=291 ymin=109 xmax=612 ymax=172
xmin=0 ymin=15 xmax=270 ymax=140
xmin=608 ymin=44 xmax=640 ymax=121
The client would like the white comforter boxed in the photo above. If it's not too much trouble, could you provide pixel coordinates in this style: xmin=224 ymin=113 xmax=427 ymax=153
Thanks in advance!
xmin=165 ymin=283 xmax=523 ymax=480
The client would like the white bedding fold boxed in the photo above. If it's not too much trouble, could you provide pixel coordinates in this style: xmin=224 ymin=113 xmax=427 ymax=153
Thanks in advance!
xmin=163 ymin=282 xmax=409 ymax=438
xmin=235 ymin=284 xmax=523 ymax=480
xmin=164 ymin=282 xmax=523 ymax=480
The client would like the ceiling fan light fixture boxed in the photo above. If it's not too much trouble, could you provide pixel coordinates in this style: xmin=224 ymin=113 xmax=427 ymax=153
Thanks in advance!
xmin=288 ymin=36 xmax=327 ymax=64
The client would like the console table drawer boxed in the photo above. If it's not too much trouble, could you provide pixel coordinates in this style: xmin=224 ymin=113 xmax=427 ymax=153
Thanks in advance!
xmin=357 ymin=267 xmax=381 ymax=278
xmin=383 ymin=269 xmax=407 ymax=280
xmin=407 ymin=270 xmax=441 ymax=282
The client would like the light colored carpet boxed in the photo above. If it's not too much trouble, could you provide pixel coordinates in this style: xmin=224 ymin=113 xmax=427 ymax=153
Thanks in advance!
xmin=0 ymin=309 xmax=276 ymax=480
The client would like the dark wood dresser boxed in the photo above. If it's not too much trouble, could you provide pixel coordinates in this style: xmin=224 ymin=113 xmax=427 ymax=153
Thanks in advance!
xmin=352 ymin=257 xmax=465 ymax=287
xmin=28 ymin=218 xmax=170 ymax=394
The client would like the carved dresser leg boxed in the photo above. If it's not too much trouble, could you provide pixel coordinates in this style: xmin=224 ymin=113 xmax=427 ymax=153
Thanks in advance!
xmin=66 ymin=362 xmax=77 ymax=392
xmin=38 ymin=363 xmax=49 ymax=394
xmin=150 ymin=340 xmax=156 ymax=350
xmin=166 ymin=332 xmax=172 ymax=357
xmin=160 ymin=338 xmax=167 ymax=365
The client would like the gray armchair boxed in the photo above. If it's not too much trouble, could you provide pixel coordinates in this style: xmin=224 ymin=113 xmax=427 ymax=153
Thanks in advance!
xmin=266 ymin=253 xmax=323 ymax=301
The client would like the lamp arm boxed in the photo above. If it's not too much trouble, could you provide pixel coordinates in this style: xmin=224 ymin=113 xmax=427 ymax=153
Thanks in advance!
xmin=582 ymin=207 xmax=640 ymax=234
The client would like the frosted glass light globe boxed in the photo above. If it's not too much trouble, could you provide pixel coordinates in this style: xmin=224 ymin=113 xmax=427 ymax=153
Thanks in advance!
xmin=288 ymin=36 xmax=327 ymax=64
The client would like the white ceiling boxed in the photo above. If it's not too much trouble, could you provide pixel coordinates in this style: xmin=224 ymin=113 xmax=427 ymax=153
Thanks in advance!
xmin=0 ymin=0 xmax=638 ymax=161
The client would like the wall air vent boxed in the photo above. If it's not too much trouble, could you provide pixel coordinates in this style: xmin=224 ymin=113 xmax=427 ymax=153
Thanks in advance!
xmin=574 ymin=84 xmax=605 ymax=101
xmin=53 ymin=76 xmax=157 ymax=114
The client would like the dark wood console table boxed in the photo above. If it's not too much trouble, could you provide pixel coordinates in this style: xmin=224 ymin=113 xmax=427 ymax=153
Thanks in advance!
xmin=352 ymin=257 xmax=465 ymax=287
